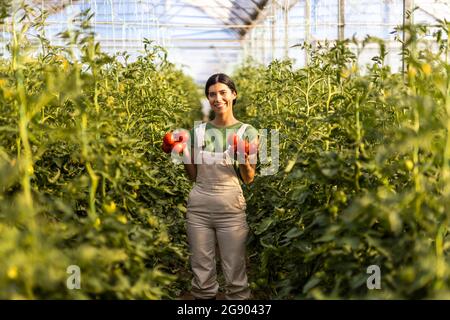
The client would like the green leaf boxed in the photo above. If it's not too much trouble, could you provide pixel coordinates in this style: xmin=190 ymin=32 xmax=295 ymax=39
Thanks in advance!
xmin=303 ymin=277 xmax=321 ymax=294
xmin=255 ymin=217 xmax=274 ymax=235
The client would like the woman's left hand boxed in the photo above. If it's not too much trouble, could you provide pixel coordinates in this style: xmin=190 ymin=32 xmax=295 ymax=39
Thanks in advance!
xmin=238 ymin=138 xmax=258 ymax=184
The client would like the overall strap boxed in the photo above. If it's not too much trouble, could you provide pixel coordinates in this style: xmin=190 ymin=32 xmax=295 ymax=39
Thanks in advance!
xmin=236 ymin=123 xmax=249 ymax=140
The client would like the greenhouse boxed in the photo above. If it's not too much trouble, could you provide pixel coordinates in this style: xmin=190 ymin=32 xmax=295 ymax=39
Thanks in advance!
xmin=0 ymin=0 xmax=450 ymax=302
xmin=2 ymin=1 xmax=449 ymax=82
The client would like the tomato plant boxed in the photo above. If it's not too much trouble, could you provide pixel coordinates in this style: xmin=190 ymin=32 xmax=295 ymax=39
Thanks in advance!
xmin=233 ymin=23 xmax=450 ymax=299
xmin=0 ymin=6 xmax=199 ymax=299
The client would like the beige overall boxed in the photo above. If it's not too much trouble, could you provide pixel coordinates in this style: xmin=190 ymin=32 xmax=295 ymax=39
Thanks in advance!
xmin=186 ymin=123 xmax=251 ymax=300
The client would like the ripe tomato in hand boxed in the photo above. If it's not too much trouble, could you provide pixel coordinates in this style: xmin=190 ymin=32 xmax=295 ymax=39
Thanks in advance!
xmin=227 ymin=133 xmax=239 ymax=152
xmin=236 ymin=139 xmax=247 ymax=155
xmin=247 ymin=141 xmax=258 ymax=155
xmin=163 ymin=132 xmax=175 ymax=146
xmin=175 ymin=130 xmax=189 ymax=143
xmin=171 ymin=142 xmax=185 ymax=154
xmin=236 ymin=139 xmax=258 ymax=156
xmin=162 ymin=141 xmax=173 ymax=154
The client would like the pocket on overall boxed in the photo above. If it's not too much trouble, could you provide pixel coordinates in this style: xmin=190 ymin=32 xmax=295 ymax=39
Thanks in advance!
xmin=187 ymin=188 xmax=199 ymax=211
xmin=237 ymin=193 xmax=247 ymax=211
xmin=210 ymin=190 xmax=246 ymax=212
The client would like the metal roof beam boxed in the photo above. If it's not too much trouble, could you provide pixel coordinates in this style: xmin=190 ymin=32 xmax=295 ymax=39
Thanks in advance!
xmin=186 ymin=1 xmax=241 ymax=37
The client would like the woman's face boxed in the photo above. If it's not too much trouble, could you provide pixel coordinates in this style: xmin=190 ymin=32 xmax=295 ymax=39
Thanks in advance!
xmin=207 ymin=82 xmax=236 ymax=116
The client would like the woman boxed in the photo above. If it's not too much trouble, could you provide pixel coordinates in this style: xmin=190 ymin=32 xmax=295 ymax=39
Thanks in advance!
xmin=182 ymin=73 xmax=258 ymax=300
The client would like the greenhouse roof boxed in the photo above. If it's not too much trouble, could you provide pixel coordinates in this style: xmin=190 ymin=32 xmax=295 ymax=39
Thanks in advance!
xmin=17 ymin=0 xmax=450 ymax=85
xmin=182 ymin=0 xmax=268 ymax=37
xmin=27 ymin=0 xmax=275 ymax=83
xmin=34 ymin=0 xmax=269 ymax=37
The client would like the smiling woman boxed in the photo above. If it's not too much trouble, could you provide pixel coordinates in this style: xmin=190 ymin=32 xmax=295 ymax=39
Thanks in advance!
xmin=182 ymin=73 xmax=259 ymax=300
xmin=206 ymin=76 xmax=237 ymax=114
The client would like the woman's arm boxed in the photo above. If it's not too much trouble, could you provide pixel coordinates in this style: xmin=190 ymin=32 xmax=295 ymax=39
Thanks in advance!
xmin=239 ymin=158 xmax=256 ymax=184
xmin=238 ymin=137 xmax=258 ymax=184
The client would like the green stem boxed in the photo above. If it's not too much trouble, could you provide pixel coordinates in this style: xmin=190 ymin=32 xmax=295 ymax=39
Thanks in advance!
xmin=102 ymin=175 xmax=106 ymax=199
xmin=86 ymin=162 xmax=99 ymax=220
xmin=442 ymin=33 xmax=450 ymax=196
xmin=12 ymin=11 xmax=34 ymax=213
xmin=306 ymin=72 xmax=310 ymax=116
xmin=413 ymin=105 xmax=421 ymax=194
xmin=410 ymin=77 xmax=422 ymax=218
xmin=326 ymin=76 xmax=331 ymax=114
xmin=354 ymin=98 xmax=361 ymax=192
xmin=80 ymin=113 xmax=98 ymax=220
xmin=434 ymin=223 xmax=446 ymax=289
xmin=94 ymin=80 xmax=99 ymax=114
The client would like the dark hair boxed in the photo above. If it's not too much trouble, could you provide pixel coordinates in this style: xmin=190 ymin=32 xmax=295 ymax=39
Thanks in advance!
xmin=205 ymin=73 xmax=237 ymax=106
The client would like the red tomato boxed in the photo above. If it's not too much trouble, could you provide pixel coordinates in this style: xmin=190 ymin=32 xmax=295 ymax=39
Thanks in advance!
xmin=247 ymin=141 xmax=258 ymax=155
xmin=163 ymin=132 xmax=175 ymax=146
xmin=236 ymin=139 xmax=247 ymax=154
xmin=227 ymin=133 xmax=239 ymax=152
xmin=236 ymin=139 xmax=258 ymax=155
xmin=175 ymin=130 xmax=189 ymax=143
xmin=162 ymin=141 xmax=172 ymax=154
xmin=245 ymin=141 xmax=250 ymax=154
xmin=171 ymin=142 xmax=185 ymax=154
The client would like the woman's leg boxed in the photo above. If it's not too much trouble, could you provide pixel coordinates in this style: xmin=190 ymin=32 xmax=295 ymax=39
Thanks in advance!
xmin=215 ymin=213 xmax=251 ymax=300
xmin=186 ymin=211 xmax=219 ymax=299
